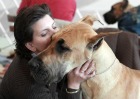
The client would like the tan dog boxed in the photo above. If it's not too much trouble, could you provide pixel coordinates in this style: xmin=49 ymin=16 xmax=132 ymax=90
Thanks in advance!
xmin=28 ymin=15 xmax=140 ymax=99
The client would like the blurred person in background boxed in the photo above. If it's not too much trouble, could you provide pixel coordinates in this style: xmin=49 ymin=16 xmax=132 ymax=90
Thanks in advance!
xmin=17 ymin=0 xmax=76 ymax=21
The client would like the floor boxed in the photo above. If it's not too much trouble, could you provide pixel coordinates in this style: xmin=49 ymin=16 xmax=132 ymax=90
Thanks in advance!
xmin=0 ymin=0 xmax=139 ymax=56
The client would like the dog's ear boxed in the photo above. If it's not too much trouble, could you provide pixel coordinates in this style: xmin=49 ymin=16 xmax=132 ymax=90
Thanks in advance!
xmin=79 ymin=15 xmax=97 ymax=26
xmin=87 ymin=33 xmax=116 ymax=50
xmin=55 ymin=38 xmax=71 ymax=54
xmin=122 ymin=0 xmax=128 ymax=9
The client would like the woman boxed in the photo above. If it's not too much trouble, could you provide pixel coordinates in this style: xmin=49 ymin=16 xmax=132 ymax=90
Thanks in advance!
xmin=0 ymin=4 xmax=95 ymax=99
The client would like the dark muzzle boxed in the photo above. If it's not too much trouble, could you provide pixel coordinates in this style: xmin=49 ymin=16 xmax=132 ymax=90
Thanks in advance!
xmin=103 ymin=11 xmax=118 ymax=24
xmin=28 ymin=56 xmax=64 ymax=85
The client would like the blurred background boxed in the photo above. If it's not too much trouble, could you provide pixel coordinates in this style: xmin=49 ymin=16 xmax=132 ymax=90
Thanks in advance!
xmin=0 ymin=0 xmax=140 ymax=56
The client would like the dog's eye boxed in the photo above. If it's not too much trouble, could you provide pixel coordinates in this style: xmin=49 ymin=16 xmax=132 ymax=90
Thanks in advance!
xmin=55 ymin=39 xmax=71 ymax=54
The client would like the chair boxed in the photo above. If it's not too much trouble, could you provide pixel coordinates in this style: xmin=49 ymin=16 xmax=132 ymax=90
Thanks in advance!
xmin=7 ymin=15 xmax=16 ymax=32
xmin=96 ymin=28 xmax=140 ymax=70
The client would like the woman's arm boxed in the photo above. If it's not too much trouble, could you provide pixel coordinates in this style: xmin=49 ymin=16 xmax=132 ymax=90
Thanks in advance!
xmin=58 ymin=60 xmax=96 ymax=99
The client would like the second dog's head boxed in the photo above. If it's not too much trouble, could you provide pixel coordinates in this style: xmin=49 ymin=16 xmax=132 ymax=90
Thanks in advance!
xmin=103 ymin=0 xmax=128 ymax=24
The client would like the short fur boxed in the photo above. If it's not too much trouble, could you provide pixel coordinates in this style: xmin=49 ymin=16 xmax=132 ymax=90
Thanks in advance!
xmin=29 ymin=15 xmax=140 ymax=99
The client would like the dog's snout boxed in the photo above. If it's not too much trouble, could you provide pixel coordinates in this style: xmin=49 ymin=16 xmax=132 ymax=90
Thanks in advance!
xmin=28 ymin=57 xmax=42 ymax=71
xmin=103 ymin=12 xmax=118 ymax=24
xmin=28 ymin=57 xmax=50 ymax=84
xmin=28 ymin=56 xmax=64 ymax=85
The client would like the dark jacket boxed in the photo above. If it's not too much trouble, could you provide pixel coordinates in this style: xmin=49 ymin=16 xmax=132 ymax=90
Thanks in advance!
xmin=0 ymin=55 xmax=80 ymax=99
xmin=118 ymin=5 xmax=140 ymax=36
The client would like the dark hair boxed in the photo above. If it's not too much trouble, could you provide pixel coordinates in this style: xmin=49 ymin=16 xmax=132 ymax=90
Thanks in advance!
xmin=14 ymin=4 xmax=52 ymax=59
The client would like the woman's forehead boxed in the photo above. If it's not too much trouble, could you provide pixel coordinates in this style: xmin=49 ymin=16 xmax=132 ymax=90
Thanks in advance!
xmin=32 ymin=15 xmax=54 ymax=33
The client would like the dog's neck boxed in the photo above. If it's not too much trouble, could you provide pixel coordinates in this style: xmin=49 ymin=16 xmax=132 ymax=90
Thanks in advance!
xmin=91 ymin=41 xmax=124 ymax=88
xmin=92 ymin=41 xmax=118 ymax=75
xmin=82 ymin=41 xmax=123 ymax=98
xmin=124 ymin=4 xmax=133 ymax=12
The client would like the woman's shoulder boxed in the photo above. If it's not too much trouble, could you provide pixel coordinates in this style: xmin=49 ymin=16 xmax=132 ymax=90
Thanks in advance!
xmin=2 ymin=55 xmax=32 ymax=85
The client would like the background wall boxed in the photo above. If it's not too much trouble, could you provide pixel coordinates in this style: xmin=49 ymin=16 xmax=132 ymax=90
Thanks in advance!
xmin=0 ymin=0 xmax=140 ymax=56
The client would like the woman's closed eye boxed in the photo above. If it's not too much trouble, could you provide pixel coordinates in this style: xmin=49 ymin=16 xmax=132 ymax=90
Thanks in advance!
xmin=41 ymin=30 xmax=49 ymax=37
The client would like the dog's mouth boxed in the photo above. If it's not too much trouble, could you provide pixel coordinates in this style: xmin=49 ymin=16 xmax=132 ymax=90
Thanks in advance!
xmin=28 ymin=57 xmax=66 ymax=85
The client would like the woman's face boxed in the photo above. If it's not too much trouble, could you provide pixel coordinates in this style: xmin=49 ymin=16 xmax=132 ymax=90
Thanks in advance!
xmin=26 ymin=15 xmax=59 ymax=54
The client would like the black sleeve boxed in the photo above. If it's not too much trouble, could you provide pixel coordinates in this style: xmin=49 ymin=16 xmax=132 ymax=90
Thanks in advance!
xmin=57 ymin=75 xmax=81 ymax=99
xmin=15 ymin=83 xmax=56 ymax=99
xmin=0 ymin=79 xmax=56 ymax=99
xmin=25 ymin=84 xmax=54 ymax=99
xmin=61 ymin=89 xmax=81 ymax=99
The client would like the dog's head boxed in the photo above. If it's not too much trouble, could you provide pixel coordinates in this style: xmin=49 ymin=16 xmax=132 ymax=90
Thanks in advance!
xmin=28 ymin=16 xmax=113 ymax=85
xmin=103 ymin=0 xmax=128 ymax=24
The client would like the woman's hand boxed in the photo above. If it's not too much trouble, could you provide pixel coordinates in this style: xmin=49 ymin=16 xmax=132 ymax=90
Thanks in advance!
xmin=67 ymin=60 xmax=96 ymax=89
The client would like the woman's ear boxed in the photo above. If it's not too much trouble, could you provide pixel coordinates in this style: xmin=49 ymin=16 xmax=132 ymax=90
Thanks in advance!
xmin=25 ymin=42 xmax=36 ymax=52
